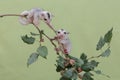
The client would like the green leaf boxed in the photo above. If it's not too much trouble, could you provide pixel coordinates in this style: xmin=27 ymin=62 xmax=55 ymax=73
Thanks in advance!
xmin=63 ymin=69 xmax=73 ymax=79
xmin=60 ymin=77 xmax=65 ymax=80
xmin=96 ymin=37 xmax=105 ymax=50
xmin=58 ymin=55 xmax=65 ymax=62
xmin=27 ymin=53 xmax=39 ymax=67
xmin=100 ymin=48 xmax=111 ymax=57
xmin=81 ymin=65 xmax=92 ymax=72
xmin=80 ymin=53 xmax=88 ymax=63
xmin=60 ymin=77 xmax=72 ymax=80
xmin=68 ymin=55 xmax=84 ymax=67
xmin=82 ymin=72 xmax=94 ymax=80
xmin=81 ymin=60 xmax=99 ymax=72
xmin=80 ymin=53 xmax=87 ymax=60
xmin=56 ymin=60 xmax=65 ymax=69
xmin=37 ymin=46 xmax=48 ymax=59
xmin=56 ymin=56 xmax=65 ymax=68
xmin=90 ymin=60 xmax=99 ymax=67
xmin=68 ymin=55 xmax=78 ymax=61
xmin=72 ymin=71 xmax=78 ymax=80
xmin=21 ymin=35 xmax=35 ymax=44
xmin=75 ymin=59 xmax=84 ymax=67
xmin=56 ymin=65 xmax=65 ymax=72
xmin=104 ymin=27 xmax=113 ymax=43
xmin=93 ymin=70 xmax=110 ymax=78
xmin=30 ymin=32 xmax=40 ymax=36
xmin=94 ymin=70 xmax=102 ymax=74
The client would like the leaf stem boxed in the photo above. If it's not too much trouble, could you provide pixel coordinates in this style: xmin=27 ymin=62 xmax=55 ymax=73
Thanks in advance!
xmin=87 ymin=54 xmax=101 ymax=60
xmin=32 ymin=24 xmax=43 ymax=45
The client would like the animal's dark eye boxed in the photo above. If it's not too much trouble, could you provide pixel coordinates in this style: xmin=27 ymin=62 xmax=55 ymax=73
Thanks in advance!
xmin=57 ymin=31 xmax=60 ymax=34
xmin=44 ymin=18 xmax=47 ymax=21
xmin=64 ymin=32 xmax=67 ymax=34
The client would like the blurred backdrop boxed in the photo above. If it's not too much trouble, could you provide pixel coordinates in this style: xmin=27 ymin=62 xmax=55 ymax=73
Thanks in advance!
xmin=0 ymin=0 xmax=120 ymax=80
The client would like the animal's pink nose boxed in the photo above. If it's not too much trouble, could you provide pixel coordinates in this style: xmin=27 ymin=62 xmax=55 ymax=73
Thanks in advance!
xmin=58 ymin=35 xmax=64 ymax=39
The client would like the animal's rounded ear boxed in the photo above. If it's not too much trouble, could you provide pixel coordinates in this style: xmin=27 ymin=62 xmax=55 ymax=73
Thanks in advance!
xmin=51 ymin=13 xmax=55 ymax=17
xmin=41 ymin=13 xmax=45 ymax=17
xmin=41 ymin=8 xmax=45 ymax=11
xmin=67 ymin=32 xmax=70 ymax=34
xmin=61 ymin=29 xmax=64 ymax=31
xmin=55 ymin=30 xmax=58 ymax=33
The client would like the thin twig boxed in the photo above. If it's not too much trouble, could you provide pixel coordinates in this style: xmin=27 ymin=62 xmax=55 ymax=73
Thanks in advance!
xmin=32 ymin=23 xmax=59 ymax=55
xmin=42 ymin=32 xmax=57 ymax=48
xmin=87 ymin=54 xmax=101 ymax=60
xmin=0 ymin=14 xmax=24 ymax=17
xmin=45 ymin=22 xmax=56 ymax=34
xmin=32 ymin=24 xmax=43 ymax=45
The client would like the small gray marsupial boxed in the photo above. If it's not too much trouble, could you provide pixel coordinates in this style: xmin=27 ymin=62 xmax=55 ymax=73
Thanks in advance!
xmin=19 ymin=8 xmax=54 ymax=29
xmin=52 ymin=29 xmax=72 ymax=54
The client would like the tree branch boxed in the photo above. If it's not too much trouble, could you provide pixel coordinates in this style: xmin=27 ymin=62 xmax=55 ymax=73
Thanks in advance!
xmin=45 ymin=22 xmax=56 ymax=33
xmin=0 ymin=14 xmax=24 ymax=17
xmin=42 ymin=31 xmax=57 ymax=48
xmin=0 ymin=13 xmax=65 ymax=55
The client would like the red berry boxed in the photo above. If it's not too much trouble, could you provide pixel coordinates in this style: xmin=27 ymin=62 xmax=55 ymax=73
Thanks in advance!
xmin=64 ymin=49 xmax=68 ymax=54
xmin=77 ymin=67 xmax=82 ymax=73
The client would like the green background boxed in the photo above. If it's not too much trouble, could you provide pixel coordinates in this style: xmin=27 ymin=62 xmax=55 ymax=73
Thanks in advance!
xmin=0 ymin=0 xmax=119 ymax=80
